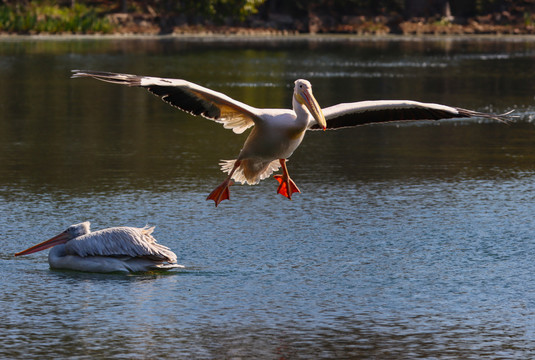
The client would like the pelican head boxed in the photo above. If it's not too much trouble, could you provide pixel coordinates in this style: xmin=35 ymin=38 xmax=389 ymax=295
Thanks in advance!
xmin=65 ymin=221 xmax=91 ymax=238
xmin=15 ymin=221 xmax=91 ymax=257
xmin=293 ymin=79 xmax=327 ymax=130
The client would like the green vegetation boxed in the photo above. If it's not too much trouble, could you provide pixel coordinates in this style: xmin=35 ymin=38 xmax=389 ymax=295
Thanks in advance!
xmin=1 ymin=0 xmax=534 ymax=35
xmin=178 ymin=0 xmax=266 ymax=22
xmin=0 ymin=2 xmax=113 ymax=34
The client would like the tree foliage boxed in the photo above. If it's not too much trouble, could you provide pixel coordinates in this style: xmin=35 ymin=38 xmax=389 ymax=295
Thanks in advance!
xmin=3 ymin=1 xmax=535 ymax=20
xmin=1 ymin=0 xmax=535 ymax=33
xmin=0 ymin=2 xmax=112 ymax=33
xmin=157 ymin=0 xmax=267 ymax=23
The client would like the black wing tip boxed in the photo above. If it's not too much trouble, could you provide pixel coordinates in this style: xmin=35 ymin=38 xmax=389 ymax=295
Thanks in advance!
xmin=311 ymin=106 xmax=517 ymax=131
xmin=456 ymin=107 xmax=516 ymax=124
xmin=70 ymin=69 xmax=142 ymax=86
xmin=71 ymin=69 xmax=117 ymax=78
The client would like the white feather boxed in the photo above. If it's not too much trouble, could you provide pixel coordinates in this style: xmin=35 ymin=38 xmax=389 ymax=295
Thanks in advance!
xmin=65 ymin=226 xmax=177 ymax=263
xmin=220 ymin=159 xmax=281 ymax=185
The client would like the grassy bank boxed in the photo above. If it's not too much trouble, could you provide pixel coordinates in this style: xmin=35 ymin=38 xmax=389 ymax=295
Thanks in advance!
xmin=1 ymin=2 xmax=534 ymax=36
xmin=0 ymin=3 xmax=113 ymax=34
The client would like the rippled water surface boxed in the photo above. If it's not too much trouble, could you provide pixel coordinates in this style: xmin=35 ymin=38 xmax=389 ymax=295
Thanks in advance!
xmin=1 ymin=36 xmax=535 ymax=359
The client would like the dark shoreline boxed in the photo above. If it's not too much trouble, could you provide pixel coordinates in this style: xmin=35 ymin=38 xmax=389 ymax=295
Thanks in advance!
xmin=2 ymin=13 xmax=535 ymax=38
xmin=2 ymin=32 xmax=535 ymax=42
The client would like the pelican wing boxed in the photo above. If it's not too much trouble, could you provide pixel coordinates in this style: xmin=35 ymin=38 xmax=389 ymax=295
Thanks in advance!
xmin=309 ymin=100 xmax=511 ymax=130
xmin=65 ymin=226 xmax=177 ymax=263
xmin=71 ymin=70 xmax=260 ymax=134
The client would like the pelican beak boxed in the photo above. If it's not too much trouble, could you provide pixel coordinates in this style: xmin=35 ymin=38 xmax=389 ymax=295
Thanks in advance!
xmin=299 ymin=88 xmax=327 ymax=130
xmin=14 ymin=231 xmax=70 ymax=256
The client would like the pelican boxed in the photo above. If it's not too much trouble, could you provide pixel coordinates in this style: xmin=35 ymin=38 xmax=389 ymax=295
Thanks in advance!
xmin=71 ymin=70 xmax=511 ymax=206
xmin=14 ymin=221 xmax=182 ymax=273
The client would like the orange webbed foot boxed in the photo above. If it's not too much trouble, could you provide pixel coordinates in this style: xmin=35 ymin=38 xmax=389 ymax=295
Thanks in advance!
xmin=206 ymin=180 xmax=234 ymax=207
xmin=274 ymin=175 xmax=301 ymax=200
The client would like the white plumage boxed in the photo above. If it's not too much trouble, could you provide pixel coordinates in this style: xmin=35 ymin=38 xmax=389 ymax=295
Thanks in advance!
xmin=15 ymin=221 xmax=182 ymax=273
xmin=71 ymin=70 xmax=511 ymax=206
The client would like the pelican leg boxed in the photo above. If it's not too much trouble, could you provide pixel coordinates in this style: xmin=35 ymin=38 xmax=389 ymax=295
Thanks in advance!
xmin=273 ymin=159 xmax=301 ymax=200
xmin=206 ymin=161 xmax=240 ymax=207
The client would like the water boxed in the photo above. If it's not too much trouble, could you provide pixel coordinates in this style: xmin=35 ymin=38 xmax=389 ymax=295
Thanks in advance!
xmin=1 ymin=35 xmax=535 ymax=359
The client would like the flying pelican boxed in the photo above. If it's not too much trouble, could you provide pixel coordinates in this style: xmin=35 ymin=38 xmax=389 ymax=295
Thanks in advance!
xmin=14 ymin=221 xmax=182 ymax=273
xmin=71 ymin=70 xmax=511 ymax=206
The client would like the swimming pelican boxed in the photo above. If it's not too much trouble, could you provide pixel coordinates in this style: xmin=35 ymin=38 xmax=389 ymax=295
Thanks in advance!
xmin=14 ymin=221 xmax=182 ymax=273
xmin=71 ymin=70 xmax=511 ymax=206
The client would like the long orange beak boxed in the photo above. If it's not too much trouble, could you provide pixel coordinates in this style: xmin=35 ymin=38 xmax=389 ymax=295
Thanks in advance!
xmin=300 ymin=88 xmax=327 ymax=130
xmin=15 ymin=232 xmax=70 ymax=256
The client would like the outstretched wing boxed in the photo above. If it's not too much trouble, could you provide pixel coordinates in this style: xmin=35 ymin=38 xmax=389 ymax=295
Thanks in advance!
xmin=71 ymin=70 xmax=260 ymax=134
xmin=308 ymin=100 xmax=512 ymax=130
xmin=65 ymin=226 xmax=177 ymax=263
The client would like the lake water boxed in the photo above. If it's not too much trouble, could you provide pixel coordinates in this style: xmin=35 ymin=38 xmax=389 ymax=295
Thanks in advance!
xmin=1 ymin=35 xmax=535 ymax=359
